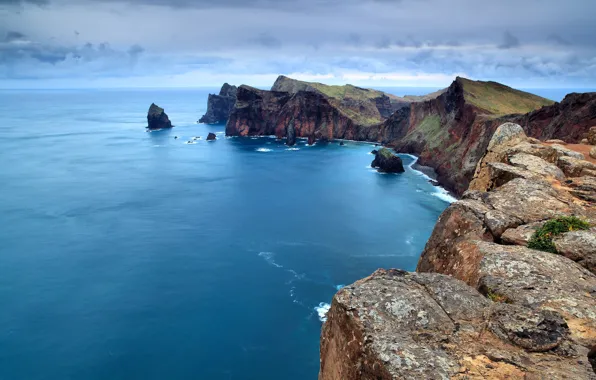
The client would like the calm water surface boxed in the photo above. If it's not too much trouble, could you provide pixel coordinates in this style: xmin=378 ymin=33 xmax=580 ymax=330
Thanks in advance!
xmin=1 ymin=88 xmax=455 ymax=379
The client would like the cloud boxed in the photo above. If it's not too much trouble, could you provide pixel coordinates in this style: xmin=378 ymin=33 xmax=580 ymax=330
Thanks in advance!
xmin=1 ymin=0 xmax=596 ymax=88
xmin=499 ymin=31 xmax=520 ymax=49
xmin=250 ymin=33 xmax=282 ymax=49
xmin=547 ymin=34 xmax=571 ymax=46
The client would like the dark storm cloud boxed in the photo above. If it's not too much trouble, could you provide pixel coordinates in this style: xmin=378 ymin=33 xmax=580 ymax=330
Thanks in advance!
xmin=498 ymin=31 xmax=520 ymax=49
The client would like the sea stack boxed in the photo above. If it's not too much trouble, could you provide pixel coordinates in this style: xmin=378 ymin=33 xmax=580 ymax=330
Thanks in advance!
xmin=371 ymin=148 xmax=405 ymax=173
xmin=147 ymin=103 xmax=173 ymax=130
xmin=199 ymin=83 xmax=238 ymax=124
xmin=206 ymin=132 xmax=217 ymax=141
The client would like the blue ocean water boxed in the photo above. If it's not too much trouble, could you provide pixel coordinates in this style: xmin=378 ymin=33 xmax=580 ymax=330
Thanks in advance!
xmin=0 ymin=88 xmax=453 ymax=379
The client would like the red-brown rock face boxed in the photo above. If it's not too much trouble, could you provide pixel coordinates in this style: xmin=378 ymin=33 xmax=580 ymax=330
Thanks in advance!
xmin=516 ymin=92 xmax=596 ymax=142
xmin=226 ymin=79 xmax=596 ymax=195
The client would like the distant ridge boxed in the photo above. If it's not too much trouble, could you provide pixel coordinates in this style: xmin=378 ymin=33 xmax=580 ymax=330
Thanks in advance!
xmin=223 ymin=75 xmax=596 ymax=195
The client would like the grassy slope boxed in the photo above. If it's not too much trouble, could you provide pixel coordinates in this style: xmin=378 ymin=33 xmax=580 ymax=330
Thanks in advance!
xmin=458 ymin=77 xmax=554 ymax=116
xmin=273 ymin=76 xmax=409 ymax=126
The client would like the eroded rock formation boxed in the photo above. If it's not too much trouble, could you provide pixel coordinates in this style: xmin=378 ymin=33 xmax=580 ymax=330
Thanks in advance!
xmin=320 ymin=124 xmax=596 ymax=379
xmin=199 ymin=83 xmax=238 ymax=124
xmin=371 ymin=148 xmax=405 ymax=173
xmin=147 ymin=103 xmax=173 ymax=130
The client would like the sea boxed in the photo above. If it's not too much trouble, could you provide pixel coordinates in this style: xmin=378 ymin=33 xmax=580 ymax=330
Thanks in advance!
xmin=0 ymin=86 xmax=584 ymax=379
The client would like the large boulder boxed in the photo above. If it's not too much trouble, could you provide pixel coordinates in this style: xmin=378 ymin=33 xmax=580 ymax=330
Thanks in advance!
xmin=319 ymin=269 xmax=595 ymax=380
xmin=206 ymin=132 xmax=217 ymax=141
xmin=147 ymin=103 xmax=173 ymax=130
xmin=199 ymin=83 xmax=237 ymax=124
xmin=553 ymin=230 xmax=596 ymax=274
xmin=371 ymin=148 xmax=405 ymax=173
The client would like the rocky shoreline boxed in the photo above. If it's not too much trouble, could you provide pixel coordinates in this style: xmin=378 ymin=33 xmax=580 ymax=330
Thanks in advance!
xmin=319 ymin=123 xmax=596 ymax=379
xmin=221 ymin=76 xmax=596 ymax=196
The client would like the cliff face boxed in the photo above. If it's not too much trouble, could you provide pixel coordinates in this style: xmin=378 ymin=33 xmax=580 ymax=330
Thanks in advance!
xmin=515 ymin=92 xmax=596 ymax=142
xmin=226 ymin=85 xmax=384 ymax=145
xmin=320 ymin=124 xmax=596 ymax=379
xmin=225 ymin=76 xmax=596 ymax=195
xmin=147 ymin=103 xmax=173 ymax=129
xmin=199 ymin=83 xmax=238 ymax=124
xmin=271 ymin=75 xmax=409 ymax=125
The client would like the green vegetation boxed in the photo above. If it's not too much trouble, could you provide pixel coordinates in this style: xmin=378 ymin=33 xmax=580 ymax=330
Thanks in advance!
xmin=410 ymin=115 xmax=447 ymax=149
xmin=378 ymin=148 xmax=395 ymax=158
xmin=527 ymin=216 xmax=590 ymax=253
xmin=458 ymin=77 xmax=554 ymax=116
xmin=485 ymin=289 xmax=513 ymax=304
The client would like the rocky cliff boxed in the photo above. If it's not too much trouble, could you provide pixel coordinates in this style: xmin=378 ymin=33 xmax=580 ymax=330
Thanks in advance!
xmin=147 ymin=103 xmax=173 ymax=130
xmin=199 ymin=83 xmax=238 ymax=124
xmin=227 ymin=76 xmax=594 ymax=195
xmin=320 ymin=123 xmax=596 ymax=379
xmin=271 ymin=75 xmax=410 ymax=121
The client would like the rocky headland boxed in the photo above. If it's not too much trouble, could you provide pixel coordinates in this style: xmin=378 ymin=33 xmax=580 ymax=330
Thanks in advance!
xmin=223 ymin=75 xmax=596 ymax=195
xmin=319 ymin=123 xmax=596 ymax=379
xmin=147 ymin=103 xmax=173 ymax=130
xmin=199 ymin=83 xmax=238 ymax=124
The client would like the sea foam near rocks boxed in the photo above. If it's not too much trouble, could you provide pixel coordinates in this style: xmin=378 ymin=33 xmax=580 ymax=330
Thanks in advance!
xmin=315 ymin=302 xmax=331 ymax=322
xmin=403 ymin=153 xmax=457 ymax=203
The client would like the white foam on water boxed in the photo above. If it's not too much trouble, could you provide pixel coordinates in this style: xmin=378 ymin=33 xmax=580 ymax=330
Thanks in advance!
xmin=315 ymin=302 xmax=331 ymax=322
xmin=402 ymin=153 xmax=457 ymax=204
xmin=258 ymin=252 xmax=283 ymax=268
xmin=286 ymin=147 xmax=300 ymax=151
xmin=335 ymin=284 xmax=345 ymax=291
xmin=216 ymin=131 xmax=224 ymax=135
xmin=185 ymin=141 xmax=197 ymax=145
xmin=405 ymin=236 xmax=413 ymax=245
xmin=432 ymin=188 xmax=458 ymax=203
xmin=256 ymin=148 xmax=272 ymax=152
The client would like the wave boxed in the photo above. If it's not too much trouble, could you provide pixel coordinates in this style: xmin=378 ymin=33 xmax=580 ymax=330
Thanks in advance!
xmin=258 ymin=251 xmax=283 ymax=268
xmin=256 ymin=148 xmax=272 ymax=152
xmin=315 ymin=302 xmax=331 ymax=322
xmin=286 ymin=147 xmax=300 ymax=151
xmin=432 ymin=188 xmax=458 ymax=203
xmin=335 ymin=284 xmax=345 ymax=291
xmin=401 ymin=153 xmax=457 ymax=204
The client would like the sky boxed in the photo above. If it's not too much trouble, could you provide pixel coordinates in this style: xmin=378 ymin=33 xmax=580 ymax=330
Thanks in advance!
xmin=1 ymin=0 xmax=595 ymax=89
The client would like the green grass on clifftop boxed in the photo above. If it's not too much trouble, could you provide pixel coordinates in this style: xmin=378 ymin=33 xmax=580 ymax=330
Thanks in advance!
xmin=528 ymin=216 xmax=590 ymax=253
xmin=458 ymin=77 xmax=554 ymax=116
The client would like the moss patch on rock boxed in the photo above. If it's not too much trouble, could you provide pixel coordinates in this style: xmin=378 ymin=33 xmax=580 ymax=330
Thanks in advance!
xmin=527 ymin=216 xmax=590 ymax=253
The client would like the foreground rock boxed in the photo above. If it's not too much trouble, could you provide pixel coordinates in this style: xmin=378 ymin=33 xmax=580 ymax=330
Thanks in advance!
xmin=320 ymin=123 xmax=596 ymax=379
xmin=147 ymin=103 xmax=173 ymax=130
xmin=371 ymin=148 xmax=405 ymax=173
xmin=199 ymin=83 xmax=237 ymax=124
xmin=206 ymin=132 xmax=216 ymax=141
xmin=588 ymin=126 xmax=596 ymax=145
xmin=320 ymin=269 xmax=595 ymax=380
